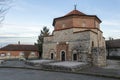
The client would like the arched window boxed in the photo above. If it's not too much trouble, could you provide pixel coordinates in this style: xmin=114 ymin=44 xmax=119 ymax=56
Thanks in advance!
xmin=73 ymin=53 xmax=77 ymax=61
xmin=51 ymin=53 xmax=54 ymax=59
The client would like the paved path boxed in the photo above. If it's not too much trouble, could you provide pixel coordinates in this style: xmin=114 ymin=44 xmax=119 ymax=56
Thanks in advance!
xmin=0 ymin=61 xmax=26 ymax=67
xmin=0 ymin=60 xmax=43 ymax=70
xmin=104 ymin=60 xmax=120 ymax=69
xmin=79 ymin=66 xmax=120 ymax=78
xmin=0 ymin=60 xmax=120 ymax=79
xmin=0 ymin=68 xmax=119 ymax=80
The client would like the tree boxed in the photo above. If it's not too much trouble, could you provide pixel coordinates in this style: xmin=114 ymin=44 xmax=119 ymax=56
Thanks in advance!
xmin=109 ymin=37 xmax=114 ymax=41
xmin=0 ymin=0 xmax=12 ymax=23
xmin=36 ymin=26 xmax=50 ymax=58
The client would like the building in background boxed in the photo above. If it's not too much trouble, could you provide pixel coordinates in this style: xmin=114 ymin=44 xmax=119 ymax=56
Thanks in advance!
xmin=106 ymin=39 xmax=120 ymax=59
xmin=43 ymin=8 xmax=106 ymax=67
xmin=0 ymin=44 xmax=39 ymax=60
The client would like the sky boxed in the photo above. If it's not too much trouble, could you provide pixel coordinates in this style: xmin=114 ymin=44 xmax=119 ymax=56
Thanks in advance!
xmin=0 ymin=0 xmax=120 ymax=47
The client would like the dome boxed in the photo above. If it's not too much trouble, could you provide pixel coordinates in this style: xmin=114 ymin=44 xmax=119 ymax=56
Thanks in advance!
xmin=64 ymin=9 xmax=86 ymax=17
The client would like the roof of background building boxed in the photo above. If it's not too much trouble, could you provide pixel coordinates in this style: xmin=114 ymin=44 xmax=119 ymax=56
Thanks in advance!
xmin=0 ymin=44 xmax=38 ymax=51
xmin=106 ymin=39 xmax=120 ymax=48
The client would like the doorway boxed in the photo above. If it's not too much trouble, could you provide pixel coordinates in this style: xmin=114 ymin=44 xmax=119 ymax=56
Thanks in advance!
xmin=73 ymin=53 xmax=77 ymax=61
xmin=61 ymin=51 xmax=65 ymax=61
xmin=51 ymin=53 xmax=54 ymax=59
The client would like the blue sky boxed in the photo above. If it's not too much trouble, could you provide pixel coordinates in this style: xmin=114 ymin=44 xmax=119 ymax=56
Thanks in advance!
xmin=0 ymin=0 xmax=120 ymax=46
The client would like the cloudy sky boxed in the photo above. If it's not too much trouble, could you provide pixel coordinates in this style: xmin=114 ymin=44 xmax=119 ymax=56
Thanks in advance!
xmin=0 ymin=0 xmax=120 ymax=47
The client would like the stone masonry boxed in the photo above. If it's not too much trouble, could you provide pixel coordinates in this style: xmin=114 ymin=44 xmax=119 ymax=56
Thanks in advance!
xmin=43 ymin=9 xmax=106 ymax=67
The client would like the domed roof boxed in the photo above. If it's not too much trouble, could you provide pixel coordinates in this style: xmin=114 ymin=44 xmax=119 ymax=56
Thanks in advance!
xmin=53 ymin=9 xmax=101 ymax=26
xmin=64 ymin=9 xmax=86 ymax=16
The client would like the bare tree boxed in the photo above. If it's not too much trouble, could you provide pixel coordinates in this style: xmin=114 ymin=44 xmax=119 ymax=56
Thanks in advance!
xmin=106 ymin=37 xmax=114 ymax=59
xmin=0 ymin=0 xmax=12 ymax=23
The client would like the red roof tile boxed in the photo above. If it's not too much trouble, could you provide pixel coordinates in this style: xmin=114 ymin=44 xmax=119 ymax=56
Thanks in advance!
xmin=53 ymin=9 xmax=101 ymax=26
xmin=0 ymin=44 xmax=38 ymax=51
xmin=64 ymin=10 xmax=86 ymax=16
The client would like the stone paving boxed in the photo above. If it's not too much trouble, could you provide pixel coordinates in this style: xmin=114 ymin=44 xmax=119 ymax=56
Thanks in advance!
xmin=77 ymin=60 xmax=120 ymax=79
xmin=41 ymin=61 xmax=90 ymax=72
xmin=47 ymin=61 xmax=88 ymax=67
xmin=0 ymin=60 xmax=41 ymax=69
xmin=0 ymin=59 xmax=120 ymax=79
xmin=28 ymin=59 xmax=54 ymax=63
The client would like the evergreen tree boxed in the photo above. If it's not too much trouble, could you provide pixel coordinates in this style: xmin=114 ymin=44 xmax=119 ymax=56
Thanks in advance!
xmin=37 ymin=26 xmax=50 ymax=58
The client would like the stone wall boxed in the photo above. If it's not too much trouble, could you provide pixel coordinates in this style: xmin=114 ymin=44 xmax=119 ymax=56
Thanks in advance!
xmin=43 ymin=28 xmax=106 ymax=67
xmin=43 ymin=28 xmax=91 ymax=61
xmin=43 ymin=43 xmax=56 ymax=59
xmin=91 ymin=47 xmax=106 ymax=67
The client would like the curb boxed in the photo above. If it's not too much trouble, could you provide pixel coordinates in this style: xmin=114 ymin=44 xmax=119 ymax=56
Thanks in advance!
xmin=0 ymin=66 xmax=120 ymax=79
xmin=76 ymin=72 xmax=120 ymax=79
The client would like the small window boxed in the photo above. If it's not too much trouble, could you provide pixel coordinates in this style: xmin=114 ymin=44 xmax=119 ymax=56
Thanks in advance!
xmin=62 ymin=24 xmax=66 ymax=28
xmin=1 ymin=54 xmax=5 ymax=57
xmin=95 ymin=22 xmax=99 ymax=28
xmin=82 ymin=21 xmax=86 ymax=27
xmin=31 ymin=52 xmax=35 ymax=56
xmin=19 ymin=52 xmax=24 ymax=56
xmin=7 ymin=52 xmax=11 ymax=56
xmin=92 ymin=41 xmax=94 ymax=47
xmin=31 ymin=52 xmax=35 ymax=55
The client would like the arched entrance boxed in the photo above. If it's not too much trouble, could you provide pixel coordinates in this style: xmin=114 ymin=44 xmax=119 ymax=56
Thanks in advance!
xmin=73 ymin=53 xmax=77 ymax=61
xmin=61 ymin=51 xmax=65 ymax=61
xmin=51 ymin=53 xmax=54 ymax=59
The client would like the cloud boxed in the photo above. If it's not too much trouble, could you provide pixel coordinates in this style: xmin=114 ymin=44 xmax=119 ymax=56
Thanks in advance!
xmin=100 ymin=19 xmax=120 ymax=39
xmin=0 ymin=23 xmax=41 ymax=37
xmin=0 ymin=37 xmax=37 ymax=47
xmin=102 ymin=20 xmax=120 ymax=26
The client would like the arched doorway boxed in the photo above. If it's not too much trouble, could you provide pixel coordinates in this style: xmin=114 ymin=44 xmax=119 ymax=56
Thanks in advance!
xmin=51 ymin=53 xmax=54 ymax=59
xmin=73 ymin=53 xmax=77 ymax=61
xmin=61 ymin=51 xmax=65 ymax=61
